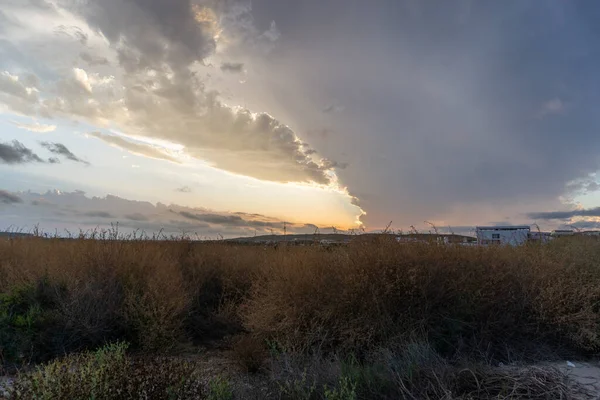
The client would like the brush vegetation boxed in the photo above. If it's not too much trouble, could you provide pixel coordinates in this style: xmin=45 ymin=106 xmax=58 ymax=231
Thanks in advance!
xmin=1 ymin=234 xmax=599 ymax=399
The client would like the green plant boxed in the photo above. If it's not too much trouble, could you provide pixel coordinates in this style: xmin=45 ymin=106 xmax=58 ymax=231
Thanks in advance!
xmin=340 ymin=355 xmax=391 ymax=398
xmin=279 ymin=370 xmax=317 ymax=400
xmin=265 ymin=338 xmax=285 ymax=357
xmin=207 ymin=376 xmax=234 ymax=400
xmin=0 ymin=278 xmax=64 ymax=369
xmin=323 ymin=376 xmax=357 ymax=400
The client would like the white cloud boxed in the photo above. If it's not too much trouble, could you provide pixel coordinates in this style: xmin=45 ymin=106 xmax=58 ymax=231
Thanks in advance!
xmin=0 ymin=71 xmax=39 ymax=115
xmin=73 ymin=68 xmax=93 ymax=93
xmin=0 ymin=2 xmax=346 ymax=186
xmin=88 ymin=131 xmax=181 ymax=163
xmin=10 ymin=120 xmax=57 ymax=133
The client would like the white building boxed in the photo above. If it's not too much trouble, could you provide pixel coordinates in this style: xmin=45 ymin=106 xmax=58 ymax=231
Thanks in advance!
xmin=476 ymin=226 xmax=531 ymax=246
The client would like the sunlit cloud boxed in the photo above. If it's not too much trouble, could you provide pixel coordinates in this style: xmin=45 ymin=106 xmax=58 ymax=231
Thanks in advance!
xmin=9 ymin=120 xmax=57 ymax=133
xmin=88 ymin=132 xmax=181 ymax=164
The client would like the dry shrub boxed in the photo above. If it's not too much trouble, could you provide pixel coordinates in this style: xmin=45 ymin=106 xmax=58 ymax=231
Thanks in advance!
xmin=231 ymin=334 xmax=268 ymax=373
xmin=389 ymin=362 xmax=593 ymax=399
xmin=2 ymin=235 xmax=600 ymax=370
xmin=243 ymin=239 xmax=600 ymax=360
xmin=447 ymin=365 xmax=593 ymax=400
xmin=271 ymin=344 xmax=593 ymax=400
xmin=179 ymin=244 xmax=256 ymax=344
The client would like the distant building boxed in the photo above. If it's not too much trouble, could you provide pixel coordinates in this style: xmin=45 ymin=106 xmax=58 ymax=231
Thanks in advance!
xmin=476 ymin=226 xmax=530 ymax=246
xmin=580 ymin=231 xmax=600 ymax=236
xmin=551 ymin=229 xmax=574 ymax=237
xmin=528 ymin=231 xmax=552 ymax=243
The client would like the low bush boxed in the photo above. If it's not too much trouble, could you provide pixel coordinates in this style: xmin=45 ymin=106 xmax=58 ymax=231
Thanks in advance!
xmin=244 ymin=239 xmax=600 ymax=360
xmin=271 ymin=345 xmax=594 ymax=399
xmin=7 ymin=342 xmax=204 ymax=400
xmin=207 ymin=376 xmax=234 ymax=400
xmin=1 ymin=235 xmax=600 ymax=378
xmin=0 ymin=277 xmax=65 ymax=369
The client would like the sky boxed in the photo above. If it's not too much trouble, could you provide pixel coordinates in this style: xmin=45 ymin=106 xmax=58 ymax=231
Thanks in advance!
xmin=1 ymin=0 xmax=600 ymax=237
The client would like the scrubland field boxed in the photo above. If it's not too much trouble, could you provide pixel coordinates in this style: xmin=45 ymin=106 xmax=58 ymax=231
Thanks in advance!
xmin=1 ymin=235 xmax=600 ymax=399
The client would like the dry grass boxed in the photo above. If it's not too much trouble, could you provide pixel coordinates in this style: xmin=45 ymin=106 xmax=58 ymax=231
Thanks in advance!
xmin=1 ymin=235 xmax=600 ymax=398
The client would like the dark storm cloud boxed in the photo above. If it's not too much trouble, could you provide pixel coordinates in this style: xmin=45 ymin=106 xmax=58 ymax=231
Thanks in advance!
xmin=246 ymin=0 xmax=600 ymax=227
xmin=0 ymin=190 xmax=23 ymax=204
xmin=39 ymin=142 xmax=90 ymax=165
xmin=527 ymin=208 xmax=600 ymax=221
xmin=180 ymin=211 xmax=284 ymax=229
xmin=179 ymin=211 xmax=244 ymax=225
xmin=568 ymin=220 xmax=600 ymax=230
xmin=0 ymin=140 xmax=44 ymax=164
xmin=220 ymin=62 xmax=245 ymax=73
xmin=67 ymin=0 xmax=215 ymax=71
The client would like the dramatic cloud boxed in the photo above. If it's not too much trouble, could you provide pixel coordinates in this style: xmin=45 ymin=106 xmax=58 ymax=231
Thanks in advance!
xmin=4 ymin=0 xmax=600 ymax=231
xmin=0 ymin=140 xmax=44 ymax=164
xmin=0 ymin=1 xmax=343 ymax=186
xmin=0 ymin=190 xmax=331 ymax=238
xmin=40 ymin=142 xmax=90 ymax=165
xmin=179 ymin=210 xmax=288 ymax=229
xmin=10 ymin=120 xmax=57 ymax=133
xmin=237 ymin=0 xmax=600 ymax=228
xmin=220 ymin=62 xmax=245 ymax=73
xmin=527 ymin=208 xmax=600 ymax=221
xmin=88 ymin=132 xmax=180 ymax=163
xmin=180 ymin=211 xmax=245 ymax=225
xmin=0 ymin=190 xmax=22 ymax=204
